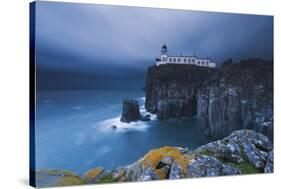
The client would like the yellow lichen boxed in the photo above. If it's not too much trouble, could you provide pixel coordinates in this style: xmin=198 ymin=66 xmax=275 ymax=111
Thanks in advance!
xmin=142 ymin=146 xmax=193 ymax=174
xmin=57 ymin=175 xmax=86 ymax=186
xmin=83 ymin=167 xmax=104 ymax=182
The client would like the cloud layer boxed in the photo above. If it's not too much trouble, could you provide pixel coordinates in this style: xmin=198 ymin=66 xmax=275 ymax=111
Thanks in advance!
xmin=35 ymin=1 xmax=273 ymax=89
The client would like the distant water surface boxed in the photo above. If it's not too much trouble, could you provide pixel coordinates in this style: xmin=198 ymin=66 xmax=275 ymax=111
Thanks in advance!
xmin=36 ymin=89 xmax=212 ymax=175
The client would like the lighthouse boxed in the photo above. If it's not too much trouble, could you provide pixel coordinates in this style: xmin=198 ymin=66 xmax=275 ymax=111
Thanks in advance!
xmin=160 ymin=44 xmax=168 ymax=62
xmin=156 ymin=44 xmax=216 ymax=68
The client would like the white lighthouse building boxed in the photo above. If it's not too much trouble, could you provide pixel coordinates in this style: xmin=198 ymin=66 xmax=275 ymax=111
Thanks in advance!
xmin=156 ymin=44 xmax=216 ymax=68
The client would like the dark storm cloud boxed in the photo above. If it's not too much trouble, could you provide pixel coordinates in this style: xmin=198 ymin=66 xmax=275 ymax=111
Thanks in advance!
xmin=35 ymin=1 xmax=273 ymax=89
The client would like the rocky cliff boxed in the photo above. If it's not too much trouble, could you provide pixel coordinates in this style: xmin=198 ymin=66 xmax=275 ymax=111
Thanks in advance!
xmin=145 ymin=59 xmax=273 ymax=140
xmin=36 ymin=130 xmax=273 ymax=187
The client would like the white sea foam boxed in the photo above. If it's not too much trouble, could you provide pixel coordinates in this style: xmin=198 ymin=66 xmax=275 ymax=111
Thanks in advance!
xmin=96 ymin=116 xmax=149 ymax=134
xmin=138 ymin=96 xmax=157 ymax=120
xmin=95 ymin=96 xmax=157 ymax=134
xmin=139 ymin=97 xmax=146 ymax=101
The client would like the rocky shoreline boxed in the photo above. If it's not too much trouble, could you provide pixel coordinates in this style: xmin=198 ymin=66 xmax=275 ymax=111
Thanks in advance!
xmin=36 ymin=129 xmax=273 ymax=187
xmin=35 ymin=59 xmax=273 ymax=187
xmin=145 ymin=59 xmax=273 ymax=140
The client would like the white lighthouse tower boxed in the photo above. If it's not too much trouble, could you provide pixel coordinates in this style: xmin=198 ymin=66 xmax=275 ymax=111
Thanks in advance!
xmin=160 ymin=44 xmax=168 ymax=61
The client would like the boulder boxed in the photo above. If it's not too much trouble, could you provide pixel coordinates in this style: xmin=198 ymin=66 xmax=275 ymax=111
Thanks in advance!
xmin=120 ymin=99 xmax=141 ymax=123
xmin=83 ymin=167 xmax=104 ymax=183
xmin=36 ymin=169 xmax=85 ymax=187
xmin=125 ymin=146 xmax=189 ymax=181
xmin=140 ymin=114 xmax=151 ymax=121
xmin=195 ymin=130 xmax=272 ymax=173
xmin=186 ymin=155 xmax=241 ymax=177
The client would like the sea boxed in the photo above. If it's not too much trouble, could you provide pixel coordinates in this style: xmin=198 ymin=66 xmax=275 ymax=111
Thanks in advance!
xmin=35 ymin=89 xmax=212 ymax=175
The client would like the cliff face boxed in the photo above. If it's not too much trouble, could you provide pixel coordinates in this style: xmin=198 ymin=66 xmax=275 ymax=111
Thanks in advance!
xmin=145 ymin=59 xmax=273 ymax=140
xmin=145 ymin=64 xmax=214 ymax=119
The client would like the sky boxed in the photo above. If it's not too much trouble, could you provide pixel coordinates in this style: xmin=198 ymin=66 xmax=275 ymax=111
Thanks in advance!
xmin=35 ymin=1 xmax=273 ymax=89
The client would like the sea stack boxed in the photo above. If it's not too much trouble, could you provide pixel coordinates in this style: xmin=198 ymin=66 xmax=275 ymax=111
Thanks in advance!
xmin=120 ymin=99 xmax=141 ymax=123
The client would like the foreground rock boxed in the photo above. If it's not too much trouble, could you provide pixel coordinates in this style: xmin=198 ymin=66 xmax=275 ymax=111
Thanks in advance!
xmin=195 ymin=130 xmax=273 ymax=173
xmin=36 ymin=130 xmax=273 ymax=187
xmin=120 ymin=99 xmax=141 ymax=123
xmin=36 ymin=169 xmax=85 ymax=187
xmin=145 ymin=59 xmax=273 ymax=140
xmin=186 ymin=156 xmax=241 ymax=177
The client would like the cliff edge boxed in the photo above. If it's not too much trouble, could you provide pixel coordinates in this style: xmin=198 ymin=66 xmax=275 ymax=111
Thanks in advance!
xmin=145 ymin=59 xmax=273 ymax=139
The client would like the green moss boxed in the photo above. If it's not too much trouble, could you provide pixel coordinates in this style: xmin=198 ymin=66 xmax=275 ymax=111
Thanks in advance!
xmin=229 ymin=162 xmax=262 ymax=174
xmin=239 ymin=144 xmax=248 ymax=161
xmin=198 ymin=150 xmax=261 ymax=174
xmin=198 ymin=149 xmax=214 ymax=156
xmin=96 ymin=173 xmax=119 ymax=184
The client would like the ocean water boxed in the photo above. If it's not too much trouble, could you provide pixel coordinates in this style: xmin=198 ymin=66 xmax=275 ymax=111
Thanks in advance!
xmin=35 ymin=89 xmax=212 ymax=175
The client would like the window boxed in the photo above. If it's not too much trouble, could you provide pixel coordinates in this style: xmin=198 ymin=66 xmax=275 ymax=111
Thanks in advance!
xmin=178 ymin=58 xmax=180 ymax=62
xmin=206 ymin=61 xmax=209 ymax=65
xmin=188 ymin=59 xmax=191 ymax=63
xmin=169 ymin=58 xmax=172 ymax=62
xmin=192 ymin=59 xmax=195 ymax=63
xmin=173 ymin=58 xmax=176 ymax=62
xmin=198 ymin=61 xmax=200 ymax=65
xmin=184 ymin=58 xmax=186 ymax=62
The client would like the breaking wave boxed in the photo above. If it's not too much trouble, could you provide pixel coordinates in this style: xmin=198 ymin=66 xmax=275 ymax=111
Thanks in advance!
xmin=96 ymin=97 xmax=157 ymax=134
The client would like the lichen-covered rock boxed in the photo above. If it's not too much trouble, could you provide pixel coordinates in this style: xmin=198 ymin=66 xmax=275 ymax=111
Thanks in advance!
xmin=35 ymin=130 xmax=273 ymax=187
xmin=36 ymin=169 xmax=85 ymax=187
xmin=195 ymin=130 xmax=272 ymax=173
xmin=83 ymin=167 xmax=104 ymax=183
xmin=126 ymin=146 xmax=192 ymax=181
xmin=264 ymin=151 xmax=273 ymax=173
xmin=120 ymin=99 xmax=141 ymax=123
xmin=186 ymin=155 xmax=241 ymax=177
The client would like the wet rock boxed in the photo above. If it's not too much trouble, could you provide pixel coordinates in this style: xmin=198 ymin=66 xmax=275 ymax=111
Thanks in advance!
xmin=140 ymin=114 xmax=151 ymax=121
xmin=120 ymin=99 xmax=141 ymax=123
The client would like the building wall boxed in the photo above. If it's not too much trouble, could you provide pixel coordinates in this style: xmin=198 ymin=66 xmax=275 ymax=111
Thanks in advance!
xmin=157 ymin=55 xmax=216 ymax=68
